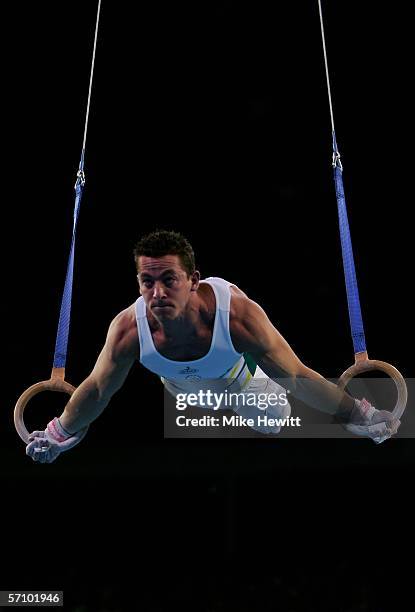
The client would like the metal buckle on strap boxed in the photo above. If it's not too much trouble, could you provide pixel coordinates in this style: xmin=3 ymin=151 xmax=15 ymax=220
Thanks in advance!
xmin=74 ymin=169 xmax=86 ymax=189
xmin=332 ymin=150 xmax=343 ymax=171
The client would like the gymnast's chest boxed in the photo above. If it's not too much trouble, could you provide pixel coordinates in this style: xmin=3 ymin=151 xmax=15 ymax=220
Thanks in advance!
xmin=151 ymin=328 xmax=213 ymax=361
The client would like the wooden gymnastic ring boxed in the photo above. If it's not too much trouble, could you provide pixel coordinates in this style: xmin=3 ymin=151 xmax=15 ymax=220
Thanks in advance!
xmin=338 ymin=351 xmax=408 ymax=420
xmin=14 ymin=367 xmax=76 ymax=444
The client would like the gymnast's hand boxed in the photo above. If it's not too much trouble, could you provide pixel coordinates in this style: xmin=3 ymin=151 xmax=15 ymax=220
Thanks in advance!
xmin=26 ymin=417 xmax=87 ymax=463
xmin=343 ymin=398 xmax=400 ymax=444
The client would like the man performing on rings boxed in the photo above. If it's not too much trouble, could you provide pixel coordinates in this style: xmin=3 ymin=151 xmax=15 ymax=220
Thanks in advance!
xmin=26 ymin=230 xmax=401 ymax=462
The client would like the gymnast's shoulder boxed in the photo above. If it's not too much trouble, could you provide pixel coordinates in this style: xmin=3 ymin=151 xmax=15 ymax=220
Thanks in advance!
xmin=228 ymin=283 xmax=261 ymax=319
xmin=104 ymin=304 xmax=139 ymax=360
xmin=229 ymin=283 xmax=272 ymax=351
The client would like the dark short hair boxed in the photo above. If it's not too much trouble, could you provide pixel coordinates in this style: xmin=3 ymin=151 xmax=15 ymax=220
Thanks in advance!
xmin=133 ymin=230 xmax=196 ymax=277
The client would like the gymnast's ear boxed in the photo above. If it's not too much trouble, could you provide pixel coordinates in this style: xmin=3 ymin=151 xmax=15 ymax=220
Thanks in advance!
xmin=190 ymin=270 xmax=200 ymax=291
xmin=136 ymin=273 xmax=142 ymax=294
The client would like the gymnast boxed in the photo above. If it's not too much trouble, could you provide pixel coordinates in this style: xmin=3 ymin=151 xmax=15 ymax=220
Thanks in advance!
xmin=25 ymin=230 xmax=400 ymax=462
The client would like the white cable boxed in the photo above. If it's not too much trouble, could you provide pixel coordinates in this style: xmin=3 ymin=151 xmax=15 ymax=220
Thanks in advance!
xmin=317 ymin=0 xmax=335 ymax=135
xmin=82 ymin=0 xmax=102 ymax=153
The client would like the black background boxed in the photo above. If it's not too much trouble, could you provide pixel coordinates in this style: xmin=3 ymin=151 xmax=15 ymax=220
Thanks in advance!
xmin=2 ymin=1 xmax=413 ymax=610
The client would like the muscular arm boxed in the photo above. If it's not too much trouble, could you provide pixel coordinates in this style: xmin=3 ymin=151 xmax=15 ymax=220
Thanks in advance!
xmin=59 ymin=309 xmax=138 ymax=433
xmin=230 ymin=291 xmax=355 ymax=419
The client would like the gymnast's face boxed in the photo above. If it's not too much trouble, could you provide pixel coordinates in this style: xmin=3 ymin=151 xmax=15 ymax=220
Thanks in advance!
xmin=137 ymin=255 xmax=199 ymax=321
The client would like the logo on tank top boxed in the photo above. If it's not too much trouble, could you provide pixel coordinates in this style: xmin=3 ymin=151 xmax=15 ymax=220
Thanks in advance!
xmin=179 ymin=366 xmax=201 ymax=380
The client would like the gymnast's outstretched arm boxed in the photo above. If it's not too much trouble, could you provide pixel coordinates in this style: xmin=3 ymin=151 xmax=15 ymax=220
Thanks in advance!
xmin=26 ymin=308 xmax=138 ymax=462
xmin=59 ymin=309 xmax=138 ymax=434
xmin=229 ymin=289 xmax=400 ymax=442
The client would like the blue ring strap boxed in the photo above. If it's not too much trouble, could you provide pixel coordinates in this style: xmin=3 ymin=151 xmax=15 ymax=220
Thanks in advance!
xmin=332 ymin=131 xmax=366 ymax=354
xmin=52 ymin=151 xmax=85 ymax=368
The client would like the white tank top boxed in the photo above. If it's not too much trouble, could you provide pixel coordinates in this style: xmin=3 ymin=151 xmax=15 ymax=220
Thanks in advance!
xmin=135 ymin=277 xmax=253 ymax=391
